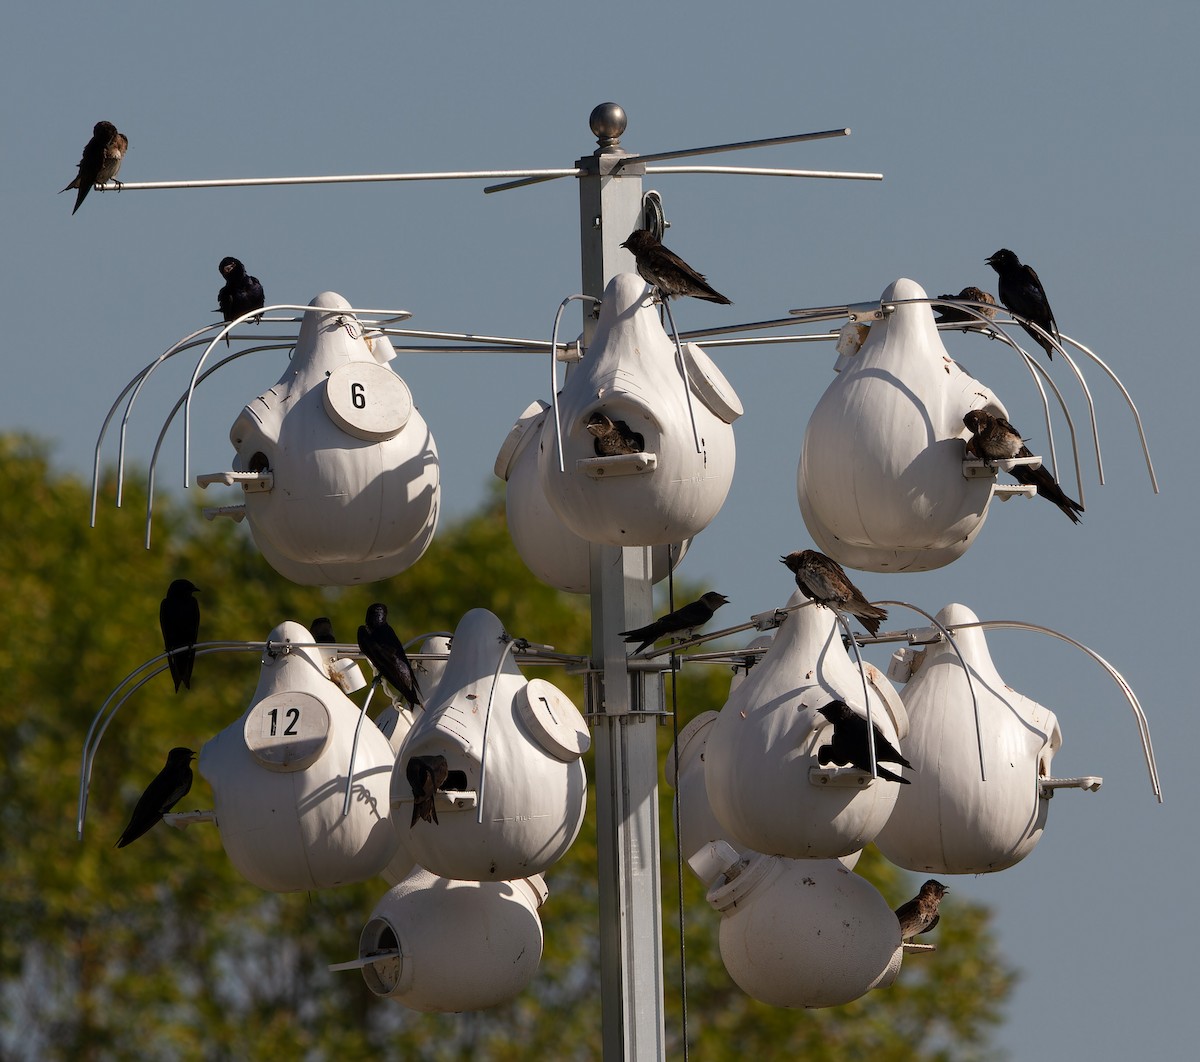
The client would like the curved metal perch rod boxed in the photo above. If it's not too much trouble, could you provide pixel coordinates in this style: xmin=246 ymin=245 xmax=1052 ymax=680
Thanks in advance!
xmin=549 ymin=295 xmax=601 ymax=473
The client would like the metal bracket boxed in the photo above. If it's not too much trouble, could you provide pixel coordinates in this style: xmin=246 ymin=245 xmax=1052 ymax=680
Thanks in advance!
xmin=202 ymin=504 xmax=246 ymax=523
xmin=808 ymin=765 xmax=878 ymax=788
xmin=577 ymin=453 xmax=657 ymax=478
xmin=390 ymin=789 xmax=478 ymax=814
xmin=162 ymin=809 xmax=217 ymax=829
xmin=962 ymin=455 xmax=1043 ymax=479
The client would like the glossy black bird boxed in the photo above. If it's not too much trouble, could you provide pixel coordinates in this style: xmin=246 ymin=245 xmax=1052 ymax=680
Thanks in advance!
xmin=311 ymin=617 xmax=337 ymax=645
xmin=586 ymin=412 xmax=645 ymax=456
xmin=620 ymin=228 xmax=732 ymax=305
xmin=816 ymin=699 xmax=912 ymax=784
xmin=61 ymin=121 xmax=127 ymax=215
xmin=357 ymin=602 xmax=423 ymax=708
xmin=963 ymin=408 xmax=1083 ymax=524
xmin=407 ymin=754 xmax=449 ymax=827
xmin=781 ymin=550 xmax=888 ymax=637
xmin=620 ymin=591 xmax=730 ymax=655
xmin=216 ymin=257 xmax=266 ymax=347
xmin=116 ymin=747 xmax=195 ymax=848
xmin=895 ymin=879 xmax=949 ymax=941
xmin=986 ymin=248 xmax=1059 ymax=359
xmin=934 ymin=285 xmax=997 ymax=325
xmin=159 ymin=579 xmax=200 ymax=692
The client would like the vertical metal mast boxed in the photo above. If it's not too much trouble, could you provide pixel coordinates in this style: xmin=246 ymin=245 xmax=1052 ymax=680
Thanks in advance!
xmin=577 ymin=103 xmax=667 ymax=1061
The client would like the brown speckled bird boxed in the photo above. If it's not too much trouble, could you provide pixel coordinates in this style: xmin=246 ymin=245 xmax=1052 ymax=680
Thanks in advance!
xmin=621 ymin=228 xmax=731 ymax=304
xmin=61 ymin=121 xmax=128 ymax=215
xmin=963 ymin=408 xmax=1083 ymax=524
xmin=934 ymin=285 xmax=997 ymax=325
xmin=586 ymin=412 xmax=645 ymax=456
xmin=407 ymin=755 xmax=449 ymax=826
xmin=895 ymin=879 xmax=949 ymax=941
xmin=781 ymin=550 xmax=887 ymax=637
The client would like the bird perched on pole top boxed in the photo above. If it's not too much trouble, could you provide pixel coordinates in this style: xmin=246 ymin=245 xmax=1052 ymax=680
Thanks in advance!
xmin=357 ymin=602 xmax=423 ymax=708
xmin=781 ymin=550 xmax=887 ymax=637
xmin=986 ymin=248 xmax=1060 ymax=359
xmin=159 ymin=579 xmax=200 ymax=692
xmin=116 ymin=747 xmax=195 ymax=848
xmin=621 ymin=228 xmax=732 ymax=305
xmin=894 ymin=879 xmax=949 ymax=942
xmin=620 ymin=591 xmax=729 ymax=655
xmin=216 ymin=257 xmax=266 ymax=347
xmin=963 ymin=408 xmax=1083 ymax=524
xmin=61 ymin=121 xmax=128 ymax=215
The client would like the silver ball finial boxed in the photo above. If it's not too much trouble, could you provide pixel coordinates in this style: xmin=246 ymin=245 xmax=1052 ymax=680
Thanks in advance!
xmin=589 ymin=102 xmax=627 ymax=147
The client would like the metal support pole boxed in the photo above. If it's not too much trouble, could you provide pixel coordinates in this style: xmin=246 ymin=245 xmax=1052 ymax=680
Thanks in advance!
xmin=579 ymin=103 xmax=668 ymax=1061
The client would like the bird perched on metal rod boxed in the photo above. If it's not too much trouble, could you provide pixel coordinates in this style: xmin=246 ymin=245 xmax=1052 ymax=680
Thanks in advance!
xmin=216 ymin=257 xmax=266 ymax=347
xmin=406 ymin=754 xmax=449 ymax=827
xmin=116 ymin=747 xmax=195 ymax=848
xmin=357 ymin=602 xmax=423 ymax=708
xmin=159 ymin=578 xmax=200 ymax=693
xmin=620 ymin=228 xmax=732 ymax=305
xmin=816 ymin=699 xmax=913 ymax=785
xmin=986 ymin=248 xmax=1060 ymax=359
xmin=895 ymin=879 xmax=949 ymax=942
xmin=586 ymin=411 xmax=645 ymax=456
xmin=963 ymin=408 xmax=1083 ymax=524
xmin=61 ymin=121 xmax=128 ymax=215
xmin=620 ymin=591 xmax=730 ymax=655
xmin=781 ymin=550 xmax=887 ymax=637
xmin=934 ymin=285 xmax=997 ymax=325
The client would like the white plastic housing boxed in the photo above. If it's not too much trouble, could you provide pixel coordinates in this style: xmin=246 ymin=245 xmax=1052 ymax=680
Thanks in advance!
xmin=226 ymin=292 xmax=440 ymax=585
xmin=394 ymin=609 xmax=588 ymax=880
xmin=875 ymin=603 xmax=1062 ymax=873
xmin=705 ymin=592 xmax=905 ymax=859
xmin=355 ymin=866 xmax=546 ymax=1011
xmin=538 ymin=273 xmax=739 ymax=547
xmin=199 ymin=621 xmax=399 ymax=891
xmin=709 ymin=856 xmax=902 ymax=1008
xmin=495 ymin=400 xmax=689 ymax=593
xmin=798 ymin=278 xmax=1005 ymax=572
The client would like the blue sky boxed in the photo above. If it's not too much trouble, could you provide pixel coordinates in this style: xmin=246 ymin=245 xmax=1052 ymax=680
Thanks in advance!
xmin=4 ymin=2 xmax=1198 ymax=1057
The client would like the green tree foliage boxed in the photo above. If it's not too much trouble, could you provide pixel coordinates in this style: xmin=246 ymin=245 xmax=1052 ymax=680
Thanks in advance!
xmin=0 ymin=435 xmax=1014 ymax=1060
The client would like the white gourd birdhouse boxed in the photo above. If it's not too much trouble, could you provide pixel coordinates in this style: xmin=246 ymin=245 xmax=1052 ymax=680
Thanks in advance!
xmin=875 ymin=603 xmax=1062 ymax=874
xmin=495 ymin=399 xmax=689 ymax=593
xmin=221 ymin=292 xmax=440 ymax=586
xmin=198 ymin=621 xmax=399 ymax=892
xmin=538 ymin=273 xmax=740 ymax=546
xmin=705 ymin=592 xmax=907 ymax=859
xmin=393 ymin=609 xmax=589 ymax=881
xmin=797 ymin=278 xmax=1006 ymax=572
xmin=706 ymin=855 xmax=902 ymax=1008
xmin=345 ymin=866 xmax=547 ymax=1011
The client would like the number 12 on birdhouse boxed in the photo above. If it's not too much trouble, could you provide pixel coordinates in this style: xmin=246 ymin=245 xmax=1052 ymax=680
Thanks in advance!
xmin=244 ymin=691 xmax=332 ymax=772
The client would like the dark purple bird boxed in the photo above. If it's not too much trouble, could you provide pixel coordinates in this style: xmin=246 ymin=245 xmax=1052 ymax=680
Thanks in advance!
xmin=621 ymin=228 xmax=731 ymax=304
xmin=116 ymin=747 xmax=195 ymax=848
xmin=816 ymin=699 xmax=913 ymax=784
xmin=159 ymin=579 xmax=200 ymax=692
xmin=895 ymin=879 xmax=949 ymax=941
xmin=963 ymin=408 xmax=1083 ymax=524
xmin=311 ymin=617 xmax=337 ymax=645
xmin=217 ymin=257 xmax=265 ymax=346
xmin=586 ymin=412 xmax=645 ymax=456
xmin=620 ymin=591 xmax=729 ymax=654
xmin=357 ymin=602 xmax=423 ymax=708
xmin=934 ymin=285 xmax=997 ymax=325
xmin=61 ymin=121 xmax=127 ymax=215
xmin=986 ymin=248 xmax=1060 ymax=359
xmin=406 ymin=754 xmax=449 ymax=827
xmin=781 ymin=550 xmax=887 ymax=637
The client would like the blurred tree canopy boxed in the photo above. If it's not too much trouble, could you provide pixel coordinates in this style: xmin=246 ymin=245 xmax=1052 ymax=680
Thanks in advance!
xmin=0 ymin=435 xmax=1015 ymax=1060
